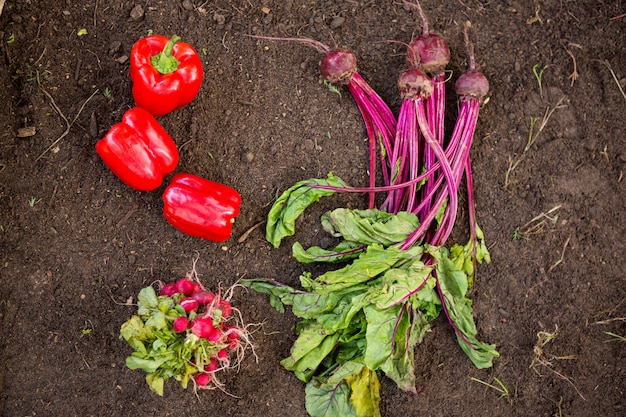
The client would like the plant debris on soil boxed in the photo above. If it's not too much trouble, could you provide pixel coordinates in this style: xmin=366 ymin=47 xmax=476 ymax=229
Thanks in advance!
xmin=0 ymin=1 xmax=625 ymax=417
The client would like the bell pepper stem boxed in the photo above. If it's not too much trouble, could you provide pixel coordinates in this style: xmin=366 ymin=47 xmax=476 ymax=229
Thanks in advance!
xmin=151 ymin=35 xmax=182 ymax=75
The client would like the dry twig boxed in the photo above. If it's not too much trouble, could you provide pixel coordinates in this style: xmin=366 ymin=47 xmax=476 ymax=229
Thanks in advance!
xmin=530 ymin=327 xmax=586 ymax=400
xmin=548 ymin=236 xmax=570 ymax=272
xmin=36 ymin=89 xmax=99 ymax=161
xmin=565 ymin=49 xmax=578 ymax=87
xmin=594 ymin=59 xmax=626 ymax=102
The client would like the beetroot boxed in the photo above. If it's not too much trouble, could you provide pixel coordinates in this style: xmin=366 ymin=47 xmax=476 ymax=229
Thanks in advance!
xmin=397 ymin=68 xmax=433 ymax=100
xmin=407 ymin=33 xmax=450 ymax=74
xmin=320 ymin=49 xmax=358 ymax=84
xmin=455 ymin=70 xmax=489 ymax=100
xmin=405 ymin=0 xmax=450 ymax=75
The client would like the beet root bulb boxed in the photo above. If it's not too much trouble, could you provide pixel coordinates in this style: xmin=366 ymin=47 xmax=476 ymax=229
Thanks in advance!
xmin=320 ymin=49 xmax=357 ymax=84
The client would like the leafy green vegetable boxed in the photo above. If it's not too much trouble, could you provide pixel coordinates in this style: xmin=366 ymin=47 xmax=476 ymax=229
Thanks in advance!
xmin=266 ymin=174 xmax=348 ymax=248
xmin=320 ymin=208 xmax=420 ymax=247
xmin=247 ymin=202 xmax=498 ymax=417
xmin=346 ymin=366 xmax=382 ymax=417
xmin=243 ymin=279 xmax=344 ymax=318
xmin=363 ymin=304 xmax=402 ymax=370
xmin=449 ymin=223 xmax=491 ymax=281
xmin=307 ymin=244 xmax=423 ymax=294
xmin=305 ymin=361 xmax=363 ymax=417
xmin=292 ymin=241 xmax=366 ymax=264
xmin=379 ymin=307 xmax=429 ymax=393
xmin=282 ymin=324 xmax=342 ymax=382
xmin=434 ymin=248 xmax=499 ymax=369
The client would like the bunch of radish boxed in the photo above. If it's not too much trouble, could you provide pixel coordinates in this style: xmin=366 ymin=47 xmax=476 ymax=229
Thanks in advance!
xmin=120 ymin=275 xmax=254 ymax=396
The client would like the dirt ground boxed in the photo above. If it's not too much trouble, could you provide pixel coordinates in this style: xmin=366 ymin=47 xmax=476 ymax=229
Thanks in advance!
xmin=0 ymin=1 xmax=624 ymax=416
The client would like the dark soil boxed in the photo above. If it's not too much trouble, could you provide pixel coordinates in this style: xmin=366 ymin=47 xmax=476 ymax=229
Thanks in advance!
xmin=1 ymin=1 xmax=625 ymax=416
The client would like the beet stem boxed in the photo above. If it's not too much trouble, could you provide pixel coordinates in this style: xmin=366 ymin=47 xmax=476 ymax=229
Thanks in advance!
xmin=464 ymin=22 xmax=476 ymax=71
xmin=247 ymin=35 xmax=331 ymax=54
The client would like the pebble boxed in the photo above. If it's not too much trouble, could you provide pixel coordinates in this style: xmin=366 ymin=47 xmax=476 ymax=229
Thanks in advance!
xmin=17 ymin=126 xmax=36 ymax=138
xmin=241 ymin=151 xmax=254 ymax=162
xmin=115 ymin=55 xmax=129 ymax=64
xmin=182 ymin=0 xmax=194 ymax=11
xmin=329 ymin=16 xmax=345 ymax=29
xmin=213 ymin=13 xmax=226 ymax=25
xmin=109 ymin=41 xmax=122 ymax=55
xmin=89 ymin=112 xmax=98 ymax=137
xmin=130 ymin=4 xmax=144 ymax=20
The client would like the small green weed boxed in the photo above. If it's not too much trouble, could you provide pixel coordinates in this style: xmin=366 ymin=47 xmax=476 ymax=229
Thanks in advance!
xmin=532 ymin=64 xmax=548 ymax=97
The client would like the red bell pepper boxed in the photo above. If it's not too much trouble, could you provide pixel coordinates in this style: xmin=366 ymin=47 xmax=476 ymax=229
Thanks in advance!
xmin=130 ymin=34 xmax=203 ymax=117
xmin=95 ymin=107 xmax=178 ymax=191
xmin=162 ymin=173 xmax=242 ymax=242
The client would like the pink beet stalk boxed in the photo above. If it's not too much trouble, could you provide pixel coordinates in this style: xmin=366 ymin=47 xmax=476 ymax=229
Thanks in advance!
xmin=404 ymin=1 xmax=451 ymax=223
xmin=394 ymin=68 xmax=457 ymax=250
xmin=434 ymin=22 xmax=489 ymax=271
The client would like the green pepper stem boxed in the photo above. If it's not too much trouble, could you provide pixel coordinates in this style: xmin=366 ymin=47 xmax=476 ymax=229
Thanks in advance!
xmin=151 ymin=35 xmax=182 ymax=75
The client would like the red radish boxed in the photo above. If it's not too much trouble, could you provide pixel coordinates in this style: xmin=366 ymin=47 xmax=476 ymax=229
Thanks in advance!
xmin=217 ymin=349 xmax=229 ymax=362
xmin=180 ymin=297 xmax=199 ymax=313
xmin=176 ymin=278 xmax=195 ymax=296
xmin=192 ymin=291 xmax=215 ymax=305
xmin=217 ymin=299 xmax=232 ymax=318
xmin=227 ymin=332 xmax=240 ymax=350
xmin=172 ymin=316 xmax=189 ymax=333
xmin=190 ymin=316 xmax=214 ymax=338
xmin=205 ymin=356 xmax=219 ymax=372
xmin=207 ymin=328 xmax=224 ymax=343
xmin=160 ymin=282 xmax=178 ymax=296
xmin=123 ymin=277 xmax=256 ymax=396
xmin=194 ymin=372 xmax=211 ymax=387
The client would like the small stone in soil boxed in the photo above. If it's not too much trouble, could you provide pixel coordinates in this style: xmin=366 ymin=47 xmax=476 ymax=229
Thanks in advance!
xmin=130 ymin=4 xmax=144 ymax=20
xmin=329 ymin=16 xmax=345 ymax=29
xmin=182 ymin=0 xmax=194 ymax=11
